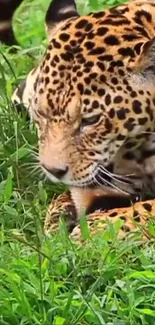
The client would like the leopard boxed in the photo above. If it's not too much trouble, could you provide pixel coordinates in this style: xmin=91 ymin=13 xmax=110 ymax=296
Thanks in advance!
xmin=6 ymin=0 xmax=155 ymax=239
xmin=45 ymin=191 xmax=155 ymax=240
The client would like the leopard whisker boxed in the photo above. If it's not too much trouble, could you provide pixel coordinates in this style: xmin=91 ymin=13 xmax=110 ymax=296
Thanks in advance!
xmin=24 ymin=165 xmax=40 ymax=172
xmin=21 ymin=134 xmax=39 ymax=152
xmin=142 ymin=131 xmax=155 ymax=135
xmin=97 ymin=166 xmax=133 ymax=185
xmin=98 ymin=164 xmax=133 ymax=180
xmin=98 ymin=166 xmax=123 ymax=183
xmin=29 ymin=165 xmax=42 ymax=177
xmin=94 ymin=172 xmax=127 ymax=194
xmin=30 ymin=152 xmax=39 ymax=159
xmin=22 ymin=162 xmax=40 ymax=167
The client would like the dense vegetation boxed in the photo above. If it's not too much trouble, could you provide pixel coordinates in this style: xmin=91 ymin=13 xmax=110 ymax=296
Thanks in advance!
xmin=1 ymin=0 xmax=155 ymax=324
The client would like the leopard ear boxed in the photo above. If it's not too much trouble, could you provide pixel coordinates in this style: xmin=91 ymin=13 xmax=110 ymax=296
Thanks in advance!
xmin=134 ymin=37 xmax=155 ymax=79
xmin=45 ymin=0 xmax=79 ymax=39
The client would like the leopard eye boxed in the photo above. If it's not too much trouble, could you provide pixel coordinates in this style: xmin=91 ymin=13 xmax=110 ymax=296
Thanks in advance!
xmin=81 ymin=114 xmax=101 ymax=128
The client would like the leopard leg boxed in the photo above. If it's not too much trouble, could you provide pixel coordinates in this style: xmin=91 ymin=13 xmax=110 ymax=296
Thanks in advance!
xmin=44 ymin=187 xmax=137 ymax=237
xmin=44 ymin=191 xmax=78 ymax=234
xmin=44 ymin=186 xmax=132 ymax=236
xmin=44 ymin=189 xmax=155 ymax=241
xmin=71 ymin=199 xmax=155 ymax=240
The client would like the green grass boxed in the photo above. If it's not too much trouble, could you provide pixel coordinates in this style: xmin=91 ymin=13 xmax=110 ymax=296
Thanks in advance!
xmin=1 ymin=0 xmax=155 ymax=324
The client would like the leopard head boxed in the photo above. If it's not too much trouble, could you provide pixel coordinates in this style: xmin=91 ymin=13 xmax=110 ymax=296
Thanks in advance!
xmin=12 ymin=0 xmax=155 ymax=195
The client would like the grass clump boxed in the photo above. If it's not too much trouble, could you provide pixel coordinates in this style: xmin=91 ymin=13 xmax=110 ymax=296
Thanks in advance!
xmin=1 ymin=0 xmax=155 ymax=324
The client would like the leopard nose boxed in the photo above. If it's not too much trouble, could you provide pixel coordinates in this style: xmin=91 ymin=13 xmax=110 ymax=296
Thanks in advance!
xmin=42 ymin=164 xmax=68 ymax=179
